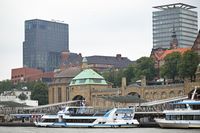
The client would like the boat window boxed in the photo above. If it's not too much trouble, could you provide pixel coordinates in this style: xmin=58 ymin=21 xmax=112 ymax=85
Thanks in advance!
xmin=43 ymin=119 xmax=58 ymax=122
xmin=191 ymin=105 xmax=200 ymax=110
xmin=176 ymin=115 xmax=181 ymax=120
xmin=183 ymin=115 xmax=193 ymax=120
xmin=63 ymin=119 xmax=96 ymax=123
xmin=194 ymin=115 xmax=200 ymax=120
xmin=171 ymin=115 xmax=177 ymax=120
xmin=115 ymin=109 xmax=133 ymax=114
xmin=166 ymin=115 xmax=170 ymax=120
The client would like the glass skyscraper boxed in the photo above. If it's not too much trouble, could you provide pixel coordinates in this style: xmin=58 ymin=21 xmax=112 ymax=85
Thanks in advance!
xmin=23 ymin=19 xmax=69 ymax=71
xmin=153 ymin=3 xmax=198 ymax=49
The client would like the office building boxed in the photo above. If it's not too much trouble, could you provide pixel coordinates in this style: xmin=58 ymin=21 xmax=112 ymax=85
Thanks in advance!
xmin=23 ymin=19 xmax=69 ymax=71
xmin=153 ymin=3 xmax=198 ymax=49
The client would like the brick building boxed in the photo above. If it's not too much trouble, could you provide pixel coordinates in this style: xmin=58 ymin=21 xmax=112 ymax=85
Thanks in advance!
xmin=192 ymin=30 xmax=200 ymax=55
xmin=11 ymin=67 xmax=54 ymax=84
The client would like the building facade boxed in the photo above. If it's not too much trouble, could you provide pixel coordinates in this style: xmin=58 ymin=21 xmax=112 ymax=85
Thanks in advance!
xmin=23 ymin=19 xmax=69 ymax=72
xmin=11 ymin=67 xmax=54 ymax=84
xmin=153 ymin=3 xmax=198 ymax=49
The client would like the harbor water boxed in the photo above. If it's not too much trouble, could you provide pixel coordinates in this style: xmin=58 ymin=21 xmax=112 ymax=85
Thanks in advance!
xmin=0 ymin=127 xmax=199 ymax=133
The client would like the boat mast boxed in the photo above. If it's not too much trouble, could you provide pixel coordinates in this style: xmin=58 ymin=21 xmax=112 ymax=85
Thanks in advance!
xmin=191 ymin=87 xmax=197 ymax=100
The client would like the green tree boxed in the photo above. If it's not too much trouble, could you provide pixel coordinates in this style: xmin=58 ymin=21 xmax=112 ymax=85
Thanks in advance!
xmin=18 ymin=92 xmax=28 ymax=100
xmin=134 ymin=57 xmax=156 ymax=81
xmin=179 ymin=50 xmax=199 ymax=81
xmin=31 ymin=82 xmax=48 ymax=105
xmin=160 ymin=52 xmax=181 ymax=81
xmin=102 ymin=68 xmax=124 ymax=87
xmin=123 ymin=64 xmax=136 ymax=84
xmin=0 ymin=80 xmax=13 ymax=94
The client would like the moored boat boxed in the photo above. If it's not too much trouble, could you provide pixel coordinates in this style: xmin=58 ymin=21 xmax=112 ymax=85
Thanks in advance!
xmin=34 ymin=106 xmax=139 ymax=128
xmin=155 ymin=100 xmax=200 ymax=128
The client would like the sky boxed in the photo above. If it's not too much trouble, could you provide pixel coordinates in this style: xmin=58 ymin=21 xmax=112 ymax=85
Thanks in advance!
xmin=0 ymin=0 xmax=199 ymax=81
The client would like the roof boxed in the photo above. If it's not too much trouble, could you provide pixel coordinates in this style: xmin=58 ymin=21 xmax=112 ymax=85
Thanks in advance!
xmin=101 ymin=95 xmax=147 ymax=103
xmin=54 ymin=66 xmax=81 ymax=78
xmin=70 ymin=69 xmax=107 ymax=86
xmin=60 ymin=52 xmax=82 ymax=68
xmin=86 ymin=55 xmax=133 ymax=68
xmin=73 ymin=69 xmax=105 ymax=80
xmin=175 ymin=100 xmax=200 ymax=105
xmin=153 ymin=48 xmax=191 ymax=61
xmin=153 ymin=3 xmax=196 ymax=10
xmin=192 ymin=30 xmax=200 ymax=50
xmin=160 ymin=48 xmax=190 ymax=60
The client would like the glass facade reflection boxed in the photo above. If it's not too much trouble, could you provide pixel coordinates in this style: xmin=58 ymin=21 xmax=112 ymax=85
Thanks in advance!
xmin=23 ymin=19 xmax=69 ymax=71
xmin=153 ymin=3 xmax=198 ymax=48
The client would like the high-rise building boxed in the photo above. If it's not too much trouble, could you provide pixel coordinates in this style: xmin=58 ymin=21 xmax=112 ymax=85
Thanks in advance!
xmin=23 ymin=19 xmax=69 ymax=71
xmin=153 ymin=3 xmax=198 ymax=49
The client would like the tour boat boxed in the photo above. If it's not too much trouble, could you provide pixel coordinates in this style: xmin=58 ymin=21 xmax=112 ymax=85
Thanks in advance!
xmin=34 ymin=106 xmax=139 ymax=128
xmin=155 ymin=100 xmax=200 ymax=128
xmin=155 ymin=87 xmax=200 ymax=128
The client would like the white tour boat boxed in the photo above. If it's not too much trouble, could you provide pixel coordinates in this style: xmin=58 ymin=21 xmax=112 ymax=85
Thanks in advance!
xmin=34 ymin=106 xmax=139 ymax=128
xmin=155 ymin=99 xmax=200 ymax=128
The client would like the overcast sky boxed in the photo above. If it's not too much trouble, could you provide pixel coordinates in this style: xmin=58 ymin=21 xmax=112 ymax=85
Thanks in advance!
xmin=0 ymin=0 xmax=199 ymax=80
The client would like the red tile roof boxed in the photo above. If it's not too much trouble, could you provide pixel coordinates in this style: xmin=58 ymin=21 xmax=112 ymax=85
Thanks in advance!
xmin=154 ymin=48 xmax=191 ymax=61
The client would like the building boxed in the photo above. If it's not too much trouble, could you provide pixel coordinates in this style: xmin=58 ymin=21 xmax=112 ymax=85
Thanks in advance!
xmin=151 ymin=27 xmax=191 ymax=77
xmin=48 ymin=66 xmax=81 ymax=104
xmin=11 ymin=67 xmax=54 ymax=84
xmin=192 ymin=30 xmax=200 ymax=55
xmin=23 ymin=19 xmax=69 ymax=72
xmin=153 ymin=3 xmax=198 ymax=49
xmin=0 ymin=90 xmax=38 ymax=107
xmin=48 ymin=67 xmax=119 ymax=108
xmin=48 ymin=59 xmax=121 ymax=108
xmin=48 ymin=60 xmax=200 ymax=108
xmin=85 ymin=54 xmax=133 ymax=72
xmin=59 ymin=53 xmax=133 ymax=72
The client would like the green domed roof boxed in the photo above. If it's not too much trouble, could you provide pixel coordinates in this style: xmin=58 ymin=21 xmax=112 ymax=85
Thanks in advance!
xmin=70 ymin=69 xmax=107 ymax=86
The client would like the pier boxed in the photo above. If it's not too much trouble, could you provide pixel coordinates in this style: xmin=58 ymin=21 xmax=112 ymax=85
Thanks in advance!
xmin=0 ymin=96 xmax=189 ymax=127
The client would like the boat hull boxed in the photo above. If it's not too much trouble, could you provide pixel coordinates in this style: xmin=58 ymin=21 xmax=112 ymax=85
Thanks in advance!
xmin=155 ymin=119 xmax=200 ymax=129
xmin=35 ymin=122 xmax=139 ymax=128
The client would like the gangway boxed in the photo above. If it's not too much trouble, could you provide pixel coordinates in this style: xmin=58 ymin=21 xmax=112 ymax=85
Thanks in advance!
xmin=135 ymin=95 xmax=188 ymax=112
xmin=139 ymin=95 xmax=188 ymax=107
xmin=23 ymin=100 xmax=84 ymax=114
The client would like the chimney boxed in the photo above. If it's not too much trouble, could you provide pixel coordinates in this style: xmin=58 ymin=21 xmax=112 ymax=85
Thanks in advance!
xmin=116 ymin=54 xmax=121 ymax=60
xmin=79 ymin=53 xmax=82 ymax=57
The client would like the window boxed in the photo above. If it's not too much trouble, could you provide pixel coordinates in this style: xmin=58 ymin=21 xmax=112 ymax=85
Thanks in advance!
xmin=93 ymin=79 xmax=102 ymax=83
xmin=194 ymin=115 xmax=200 ymax=120
xmin=183 ymin=115 xmax=193 ymax=120
xmin=79 ymin=79 xmax=86 ymax=83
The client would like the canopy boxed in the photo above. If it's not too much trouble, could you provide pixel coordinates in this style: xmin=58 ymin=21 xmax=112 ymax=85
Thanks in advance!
xmin=101 ymin=95 xmax=147 ymax=103
xmin=175 ymin=100 xmax=200 ymax=105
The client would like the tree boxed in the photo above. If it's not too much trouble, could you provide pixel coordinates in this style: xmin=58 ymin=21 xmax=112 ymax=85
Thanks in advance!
xmin=123 ymin=64 xmax=136 ymax=84
xmin=134 ymin=57 xmax=156 ymax=81
xmin=160 ymin=52 xmax=181 ymax=81
xmin=102 ymin=68 xmax=124 ymax=87
xmin=18 ymin=92 xmax=28 ymax=100
xmin=179 ymin=50 xmax=199 ymax=81
xmin=0 ymin=80 xmax=13 ymax=94
xmin=31 ymin=82 xmax=48 ymax=105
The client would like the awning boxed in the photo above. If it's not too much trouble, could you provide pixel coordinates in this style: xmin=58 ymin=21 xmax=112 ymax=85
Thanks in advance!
xmin=100 ymin=95 xmax=147 ymax=103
